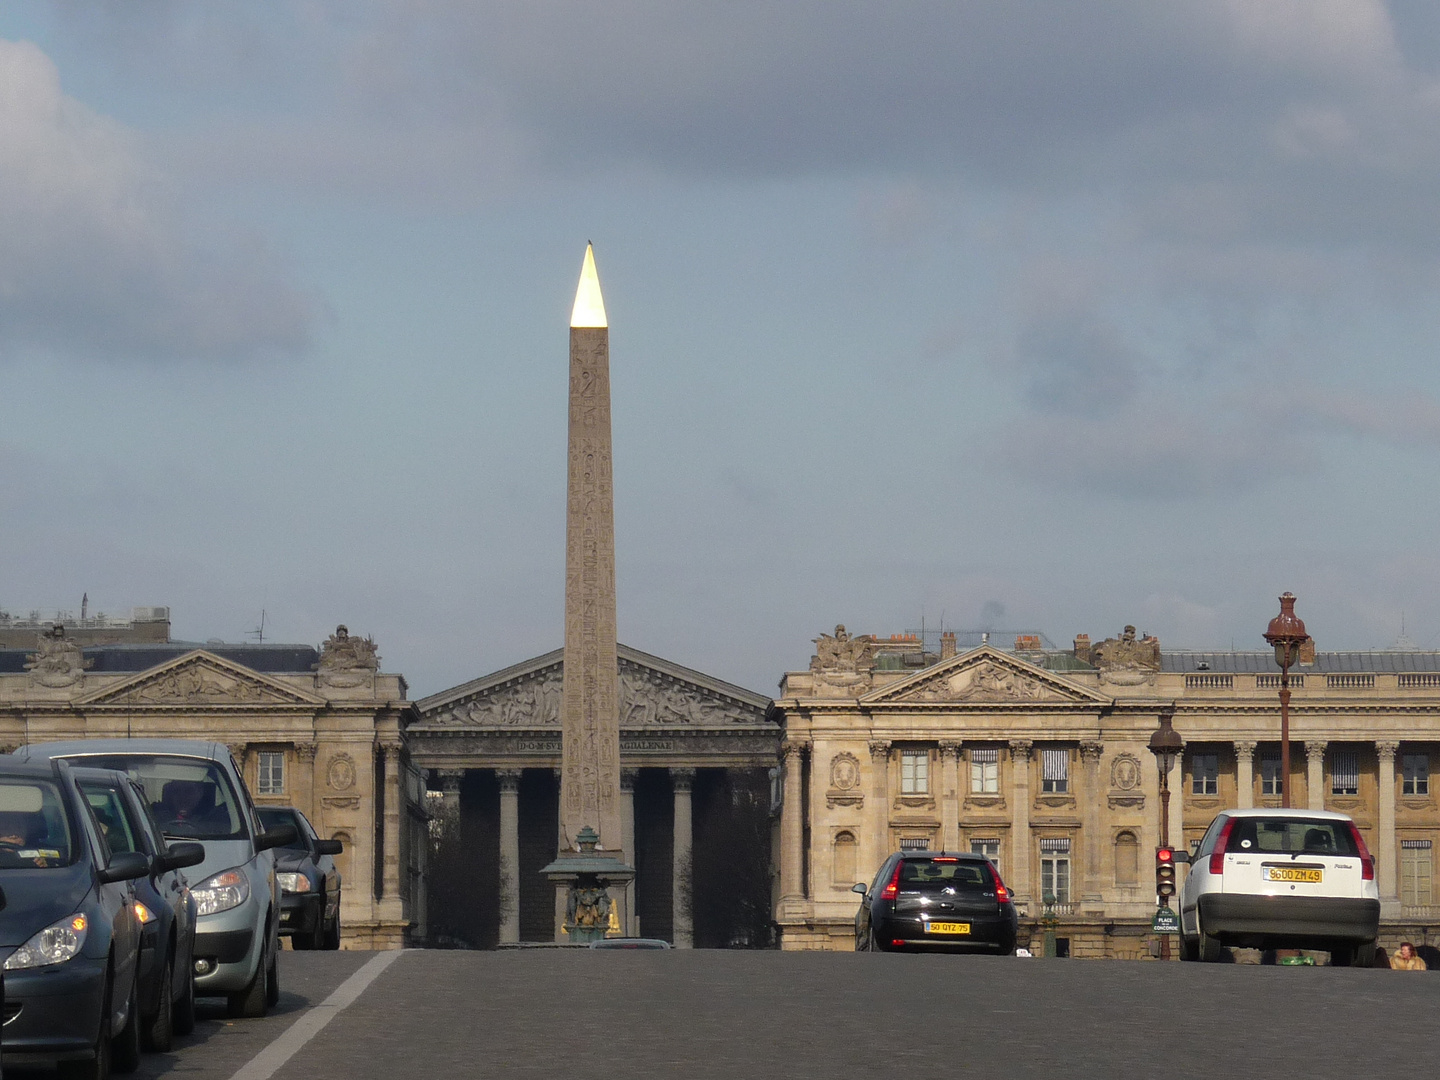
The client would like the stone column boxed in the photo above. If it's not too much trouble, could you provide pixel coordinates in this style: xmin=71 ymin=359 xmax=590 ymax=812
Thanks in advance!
xmin=939 ymin=742 xmax=962 ymax=853
xmin=1234 ymin=741 xmax=1256 ymax=809
xmin=380 ymin=741 xmax=404 ymax=924
xmin=620 ymin=768 xmax=639 ymax=936
xmin=1008 ymin=741 xmax=1033 ymax=904
xmin=497 ymin=769 xmax=522 ymax=944
xmin=778 ymin=743 xmax=807 ymax=904
xmin=1079 ymin=741 xmax=1105 ymax=901
xmin=868 ymin=741 xmax=892 ymax=869
xmin=1305 ymin=741 xmax=1327 ymax=811
xmin=1378 ymin=741 xmax=1399 ymax=903
xmin=671 ymin=768 xmax=695 ymax=948
xmin=432 ymin=769 xmax=464 ymax=834
xmin=294 ymin=742 xmax=318 ymax=822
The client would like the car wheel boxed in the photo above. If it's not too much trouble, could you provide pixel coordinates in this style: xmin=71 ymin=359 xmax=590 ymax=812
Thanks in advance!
xmin=324 ymin=913 xmax=342 ymax=951
xmin=1332 ymin=941 xmax=1374 ymax=968
xmin=226 ymin=953 xmax=269 ymax=1019
xmin=143 ymin=952 xmax=175 ymax=1053
xmin=1197 ymin=919 xmax=1224 ymax=963
xmin=111 ymin=974 xmax=142 ymax=1074
xmin=300 ymin=909 xmax=325 ymax=951
xmin=264 ymin=948 xmax=280 ymax=1009
xmin=1181 ymin=935 xmax=1200 ymax=962
xmin=58 ymin=967 xmax=112 ymax=1080
xmin=172 ymin=959 xmax=196 ymax=1037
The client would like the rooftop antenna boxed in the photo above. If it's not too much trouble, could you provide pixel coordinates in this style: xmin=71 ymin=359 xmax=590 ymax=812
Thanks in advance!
xmin=81 ymin=593 xmax=88 ymax=622
xmin=246 ymin=610 xmax=266 ymax=645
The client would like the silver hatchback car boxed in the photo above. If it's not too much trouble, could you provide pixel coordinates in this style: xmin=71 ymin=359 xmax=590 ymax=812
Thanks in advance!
xmin=16 ymin=740 xmax=296 ymax=1017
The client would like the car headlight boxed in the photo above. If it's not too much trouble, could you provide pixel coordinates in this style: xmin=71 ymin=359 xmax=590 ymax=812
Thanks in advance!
xmin=4 ymin=914 xmax=88 ymax=970
xmin=276 ymin=872 xmax=312 ymax=894
xmin=193 ymin=868 xmax=251 ymax=916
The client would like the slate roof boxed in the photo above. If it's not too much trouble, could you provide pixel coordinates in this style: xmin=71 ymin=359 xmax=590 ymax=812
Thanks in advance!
xmin=1160 ymin=651 xmax=1440 ymax=674
xmin=0 ymin=642 xmax=320 ymax=676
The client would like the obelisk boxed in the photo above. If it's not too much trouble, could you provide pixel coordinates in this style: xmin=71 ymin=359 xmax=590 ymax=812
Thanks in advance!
xmin=560 ymin=244 xmax=622 ymax=855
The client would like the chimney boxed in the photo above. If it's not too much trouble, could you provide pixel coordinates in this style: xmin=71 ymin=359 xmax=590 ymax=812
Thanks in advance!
xmin=940 ymin=631 xmax=956 ymax=660
xmin=1299 ymin=636 xmax=1316 ymax=665
xmin=1073 ymin=634 xmax=1091 ymax=662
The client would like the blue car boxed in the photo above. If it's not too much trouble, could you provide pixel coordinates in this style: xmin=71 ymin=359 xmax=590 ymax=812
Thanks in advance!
xmin=0 ymin=755 xmax=150 ymax=1079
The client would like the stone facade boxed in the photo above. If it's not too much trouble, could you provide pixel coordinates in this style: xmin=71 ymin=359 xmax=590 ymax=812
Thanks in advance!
xmin=411 ymin=644 xmax=779 ymax=948
xmin=0 ymin=628 xmax=422 ymax=949
xmin=774 ymin=627 xmax=1440 ymax=958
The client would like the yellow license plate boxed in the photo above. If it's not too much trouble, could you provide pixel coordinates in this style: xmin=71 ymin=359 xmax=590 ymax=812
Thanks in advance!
xmin=1265 ymin=867 xmax=1322 ymax=883
xmin=925 ymin=921 xmax=971 ymax=935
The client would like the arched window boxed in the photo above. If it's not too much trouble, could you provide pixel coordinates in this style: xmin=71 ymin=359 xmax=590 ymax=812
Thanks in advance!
xmin=1115 ymin=831 xmax=1139 ymax=886
xmin=832 ymin=831 xmax=858 ymax=885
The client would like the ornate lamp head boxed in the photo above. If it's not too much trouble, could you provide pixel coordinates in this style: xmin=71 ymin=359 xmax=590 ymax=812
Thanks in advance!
xmin=1263 ymin=592 xmax=1309 ymax=669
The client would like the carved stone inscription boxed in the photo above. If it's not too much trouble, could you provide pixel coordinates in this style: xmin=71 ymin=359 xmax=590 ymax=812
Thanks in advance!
xmin=561 ymin=321 xmax=621 ymax=850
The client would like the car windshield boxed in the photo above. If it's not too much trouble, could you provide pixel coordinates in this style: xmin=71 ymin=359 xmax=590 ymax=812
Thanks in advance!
xmin=64 ymin=755 xmax=248 ymax=841
xmin=257 ymin=808 xmax=307 ymax=851
xmin=899 ymin=859 xmax=993 ymax=891
xmin=0 ymin=779 xmax=74 ymax=868
xmin=1230 ymin=818 xmax=1360 ymax=856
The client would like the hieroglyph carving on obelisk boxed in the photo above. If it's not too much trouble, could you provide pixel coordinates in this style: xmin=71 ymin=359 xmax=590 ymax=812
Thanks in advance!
xmin=560 ymin=244 xmax=622 ymax=852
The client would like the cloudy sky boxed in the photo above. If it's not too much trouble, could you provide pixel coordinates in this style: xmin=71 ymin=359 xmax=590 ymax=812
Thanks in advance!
xmin=4 ymin=2 xmax=1440 ymax=697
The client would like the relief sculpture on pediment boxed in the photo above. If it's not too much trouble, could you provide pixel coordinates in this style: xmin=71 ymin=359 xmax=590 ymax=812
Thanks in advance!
xmin=953 ymin=661 xmax=1051 ymax=702
xmin=129 ymin=666 xmax=265 ymax=704
xmin=620 ymin=666 xmax=754 ymax=726
xmin=451 ymin=673 xmax=563 ymax=727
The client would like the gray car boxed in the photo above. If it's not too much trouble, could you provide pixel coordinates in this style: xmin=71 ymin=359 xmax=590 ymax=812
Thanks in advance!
xmin=16 ymin=740 xmax=295 ymax=1017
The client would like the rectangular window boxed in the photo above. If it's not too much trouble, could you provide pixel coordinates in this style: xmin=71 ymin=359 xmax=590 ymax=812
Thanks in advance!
xmin=970 ymin=749 xmax=999 ymax=794
xmin=1331 ymin=750 xmax=1359 ymax=796
xmin=1402 ymin=840 xmax=1433 ymax=907
xmin=257 ymin=751 xmax=285 ymax=796
xmin=1260 ymin=754 xmax=1283 ymax=796
xmin=1041 ymin=749 xmax=1069 ymax=794
xmin=898 ymin=837 xmax=930 ymax=851
xmin=1191 ymin=753 xmax=1219 ymax=795
xmin=900 ymin=750 xmax=929 ymax=795
xmin=1403 ymin=754 xmax=1430 ymax=796
xmin=1039 ymin=841 xmax=1071 ymax=903
xmin=970 ymin=838 xmax=1001 ymax=875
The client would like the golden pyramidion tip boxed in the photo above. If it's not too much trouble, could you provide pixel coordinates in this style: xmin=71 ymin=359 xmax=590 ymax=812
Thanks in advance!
xmin=570 ymin=244 xmax=607 ymax=328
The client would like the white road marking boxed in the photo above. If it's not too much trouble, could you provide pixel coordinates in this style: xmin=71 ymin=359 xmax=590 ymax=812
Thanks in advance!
xmin=227 ymin=951 xmax=403 ymax=1080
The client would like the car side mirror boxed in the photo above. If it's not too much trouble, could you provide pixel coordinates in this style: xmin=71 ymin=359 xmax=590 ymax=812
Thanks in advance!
xmin=851 ymin=882 xmax=867 ymax=895
xmin=254 ymin=824 xmax=297 ymax=853
xmin=313 ymin=839 xmax=343 ymax=856
xmin=99 ymin=851 xmax=151 ymax=884
xmin=159 ymin=841 xmax=206 ymax=872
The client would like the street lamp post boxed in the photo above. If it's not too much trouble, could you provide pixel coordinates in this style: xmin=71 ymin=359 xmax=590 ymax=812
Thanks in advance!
xmin=1263 ymin=592 xmax=1309 ymax=810
xmin=1148 ymin=710 xmax=1183 ymax=960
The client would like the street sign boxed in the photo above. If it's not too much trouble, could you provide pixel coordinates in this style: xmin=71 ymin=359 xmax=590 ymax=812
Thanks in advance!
xmin=1152 ymin=906 xmax=1181 ymax=934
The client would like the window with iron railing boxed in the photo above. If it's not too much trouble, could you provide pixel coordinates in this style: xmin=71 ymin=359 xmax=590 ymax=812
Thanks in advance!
xmin=1041 ymin=748 xmax=1069 ymax=794
xmin=900 ymin=749 xmax=929 ymax=795
xmin=970 ymin=748 xmax=999 ymax=794
xmin=1331 ymin=750 xmax=1359 ymax=796
xmin=1039 ymin=838 xmax=1071 ymax=903
xmin=1260 ymin=754 xmax=1284 ymax=796
xmin=1402 ymin=840 xmax=1433 ymax=907
xmin=257 ymin=751 xmax=285 ymax=795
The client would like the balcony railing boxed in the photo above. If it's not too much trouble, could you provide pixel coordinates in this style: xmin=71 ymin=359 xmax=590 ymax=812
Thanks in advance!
xmin=1327 ymin=674 xmax=1375 ymax=690
xmin=1256 ymin=673 xmax=1304 ymax=689
xmin=1185 ymin=674 xmax=1233 ymax=690
xmin=1400 ymin=905 xmax=1440 ymax=919
xmin=1399 ymin=673 xmax=1440 ymax=689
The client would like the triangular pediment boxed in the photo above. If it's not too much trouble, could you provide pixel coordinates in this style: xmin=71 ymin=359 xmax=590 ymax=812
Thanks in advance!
xmin=862 ymin=646 xmax=1111 ymax=706
xmin=414 ymin=644 xmax=774 ymax=730
xmin=77 ymin=650 xmax=325 ymax=708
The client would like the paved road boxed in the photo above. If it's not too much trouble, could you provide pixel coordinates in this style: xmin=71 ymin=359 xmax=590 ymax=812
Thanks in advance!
xmin=13 ymin=951 xmax=1437 ymax=1080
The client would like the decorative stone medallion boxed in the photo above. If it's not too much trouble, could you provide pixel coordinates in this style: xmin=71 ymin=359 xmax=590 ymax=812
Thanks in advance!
xmin=327 ymin=754 xmax=357 ymax=791
xmin=1110 ymin=753 xmax=1142 ymax=791
xmin=829 ymin=752 xmax=861 ymax=791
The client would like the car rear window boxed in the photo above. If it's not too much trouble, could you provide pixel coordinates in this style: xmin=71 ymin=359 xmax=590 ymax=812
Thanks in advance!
xmin=0 ymin=780 xmax=74 ymax=868
xmin=1229 ymin=818 xmax=1359 ymax=856
xmin=899 ymin=858 xmax=994 ymax=891
xmin=64 ymin=755 xmax=248 ymax=841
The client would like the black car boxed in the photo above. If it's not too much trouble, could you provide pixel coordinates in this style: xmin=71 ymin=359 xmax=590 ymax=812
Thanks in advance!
xmin=0 ymin=756 xmax=150 ymax=1079
xmin=255 ymin=807 xmax=342 ymax=951
xmin=72 ymin=767 xmax=205 ymax=1053
xmin=854 ymin=851 xmax=1019 ymax=954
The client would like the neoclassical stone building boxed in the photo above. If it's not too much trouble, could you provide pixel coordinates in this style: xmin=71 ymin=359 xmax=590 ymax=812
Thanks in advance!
xmin=410 ymin=644 xmax=778 ymax=948
xmin=0 ymin=624 xmax=423 ymax=949
xmin=774 ymin=626 xmax=1440 ymax=957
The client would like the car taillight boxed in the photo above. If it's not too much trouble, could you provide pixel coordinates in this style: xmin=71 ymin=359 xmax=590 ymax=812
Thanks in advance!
xmin=1209 ymin=817 xmax=1237 ymax=875
xmin=1346 ymin=823 xmax=1375 ymax=881
xmin=880 ymin=860 xmax=904 ymax=901
xmin=990 ymin=867 xmax=1011 ymax=904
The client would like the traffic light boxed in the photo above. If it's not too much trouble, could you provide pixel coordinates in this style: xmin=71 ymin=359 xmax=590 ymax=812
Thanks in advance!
xmin=1155 ymin=846 xmax=1177 ymax=901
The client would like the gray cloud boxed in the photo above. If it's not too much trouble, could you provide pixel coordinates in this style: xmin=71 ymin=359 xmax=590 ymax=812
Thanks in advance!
xmin=0 ymin=38 xmax=317 ymax=361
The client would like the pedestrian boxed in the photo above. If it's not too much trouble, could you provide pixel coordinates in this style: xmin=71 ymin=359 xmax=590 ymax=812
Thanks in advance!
xmin=1389 ymin=941 xmax=1427 ymax=970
